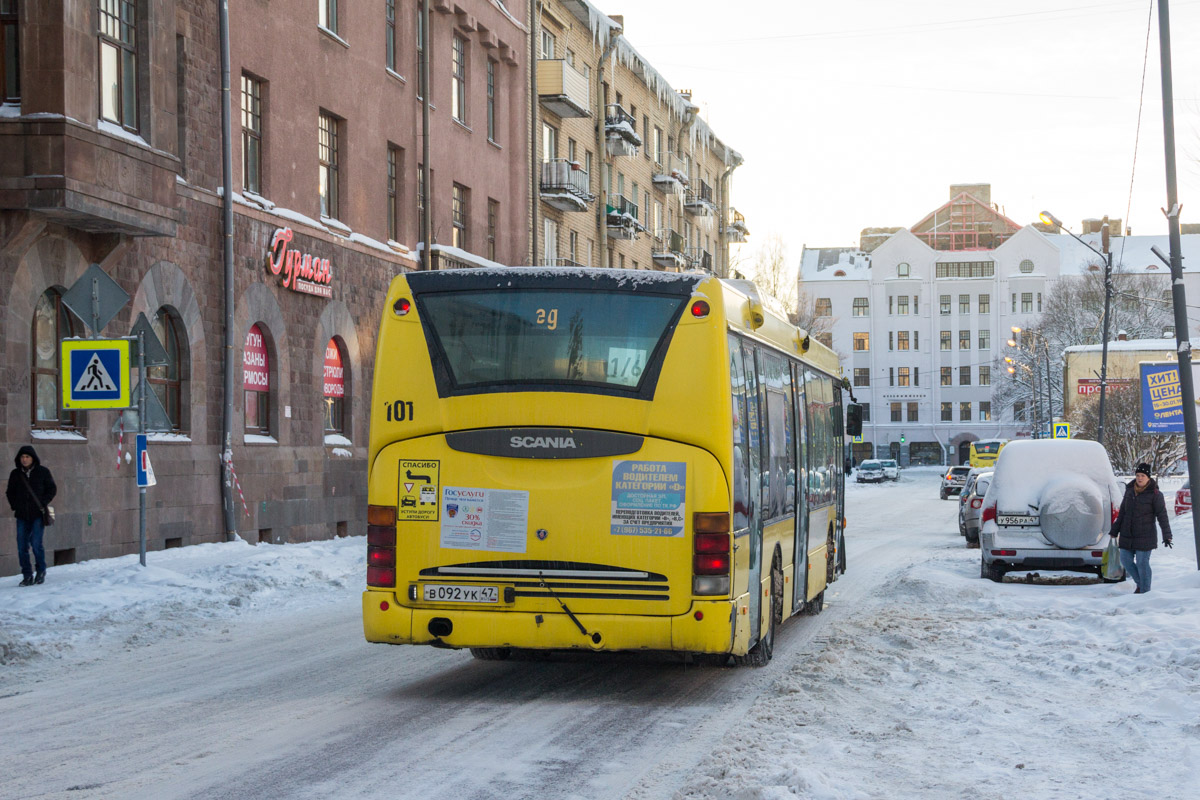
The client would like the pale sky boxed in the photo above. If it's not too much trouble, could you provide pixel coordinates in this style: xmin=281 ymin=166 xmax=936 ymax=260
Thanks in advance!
xmin=626 ymin=0 xmax=1200 ymax=273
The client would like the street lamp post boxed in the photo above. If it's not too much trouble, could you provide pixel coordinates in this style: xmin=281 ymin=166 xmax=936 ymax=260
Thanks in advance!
xmin=1013 ymin=327 xmax=1055 ymax=433
xmin=1040 ymin=211 xmax=1113 ymax=442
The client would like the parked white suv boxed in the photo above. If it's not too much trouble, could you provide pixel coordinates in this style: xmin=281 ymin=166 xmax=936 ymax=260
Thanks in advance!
xmin=979 ymin=439 xmax=1123 ymax=582
xmin=879 ymin=459 xmax=900 ymax=481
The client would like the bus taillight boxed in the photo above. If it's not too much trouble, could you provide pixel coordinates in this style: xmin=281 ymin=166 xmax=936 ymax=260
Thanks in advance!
xmin=367 ymin=504 xmax=397 ymax=586
xmin=693 ymin=524 xmax=731 ymax=595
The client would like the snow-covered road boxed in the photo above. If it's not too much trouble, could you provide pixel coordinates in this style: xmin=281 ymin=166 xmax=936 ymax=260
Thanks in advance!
xmin=2 ymin=468 xmax=1198 ymax=799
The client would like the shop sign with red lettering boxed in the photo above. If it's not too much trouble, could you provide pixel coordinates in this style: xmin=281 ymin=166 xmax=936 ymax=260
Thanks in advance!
xmin=244 ymin=324 xmax=270 ymax=392
xmin=323 ymin=340 xmax=344 ymax=398
xmin=266 ymin=228 xmax=333 ymax=298
xmin=1076 ymin=378 xmax=1134 ymax=395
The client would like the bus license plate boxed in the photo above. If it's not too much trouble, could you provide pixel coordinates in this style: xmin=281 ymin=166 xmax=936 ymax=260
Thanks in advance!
xmin=998 ymin=514 xmax=1038 ymax=527
xmin=423 ymin=584 xmax=500 ymax=604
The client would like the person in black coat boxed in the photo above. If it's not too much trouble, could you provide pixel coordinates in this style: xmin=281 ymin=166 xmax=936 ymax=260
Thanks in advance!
xmin=5 ymin=445 xmax=57 ymax=586
xmin=1110 ymin=462 xmax=1173 ymax=594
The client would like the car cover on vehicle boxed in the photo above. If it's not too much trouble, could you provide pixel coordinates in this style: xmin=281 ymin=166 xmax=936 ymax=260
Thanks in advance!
xmin=1038 ymin=473 xmax=1107 ymax=549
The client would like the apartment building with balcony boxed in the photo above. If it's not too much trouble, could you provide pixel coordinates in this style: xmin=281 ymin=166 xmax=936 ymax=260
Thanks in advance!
xmin=532 ymin=0 xmax=745 ymax=273
xmin=0 ymin=0 xmax=530 ymax=576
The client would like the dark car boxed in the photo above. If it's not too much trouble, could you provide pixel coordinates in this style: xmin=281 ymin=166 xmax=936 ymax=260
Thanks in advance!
xmin=940 ymin=466 xmax=971 ymax=500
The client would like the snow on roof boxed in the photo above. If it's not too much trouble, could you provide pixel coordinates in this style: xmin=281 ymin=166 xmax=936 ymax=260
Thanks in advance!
xmin=1046 ymin=232 xmax=1200 ymax=275
xmin=1063 ymin=338 xmax=1196 ymax=354
xmin=799 ymin=247 xmax=871 ymax=281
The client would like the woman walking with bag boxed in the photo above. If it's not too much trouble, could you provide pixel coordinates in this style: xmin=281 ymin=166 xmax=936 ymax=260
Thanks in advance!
xmin=6 ymin=445 xmax=57 ymax=586
xmin=1110 ymin=462 xmax=1173 ymax=594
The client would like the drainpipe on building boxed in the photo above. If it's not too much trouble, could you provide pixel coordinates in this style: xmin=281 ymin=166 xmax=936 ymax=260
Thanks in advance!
xmin=718 ymin=146 xmax=743 ymax=278
xmin=218 ymin=0 xmax=238 ymax=540
xmin=530 ymin=0 xmax=540 ymax=266
xmin=595 ymin=22 xmax=621 ymax=266
xmin=420 ymin=0 xmax=432 ymax=269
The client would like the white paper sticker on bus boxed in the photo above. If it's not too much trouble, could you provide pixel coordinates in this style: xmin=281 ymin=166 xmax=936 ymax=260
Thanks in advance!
xmin=440 ymin=487 xmax=530 ymax=553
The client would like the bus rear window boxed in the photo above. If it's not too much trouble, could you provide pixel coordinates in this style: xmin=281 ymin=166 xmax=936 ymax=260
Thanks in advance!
xmin=975 ymin=441 xmax=1002 ymax=454
xmin=416 ymin=290 xmax=687 ymax=396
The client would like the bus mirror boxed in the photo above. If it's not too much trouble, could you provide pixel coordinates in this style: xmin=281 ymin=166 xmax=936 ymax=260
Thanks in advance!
xmin=746 ymin=298 xmax=765 ymax=330
xmin=846 ymin=403 xmax=863 ymax=437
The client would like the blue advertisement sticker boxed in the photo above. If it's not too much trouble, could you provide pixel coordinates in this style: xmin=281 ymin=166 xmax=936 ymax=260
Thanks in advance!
xmin=611 ymin=460 xmax=687 ymax=537
xmin=1141 ymin=362 xmax=1184 ymax=434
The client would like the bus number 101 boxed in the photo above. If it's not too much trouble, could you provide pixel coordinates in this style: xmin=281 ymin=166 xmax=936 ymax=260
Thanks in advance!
xmin=387 ymin=400 xmax=414 ymax=421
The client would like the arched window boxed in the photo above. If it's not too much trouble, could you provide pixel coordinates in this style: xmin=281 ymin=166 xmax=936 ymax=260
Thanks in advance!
xmin=322 ymin=337 xmax=347 ymax=436
xmin=31 ymin=289 xmax=81 ymax=429
xmin=148 ymin=307 xmax=185 ymax=430
xmin=897 ymin=262 xmax=910 ymax=278
xmin=243 ymin=323 xmax=272 ymax=435
xmin=1019 ymin=259 xmax=1034 ymax=273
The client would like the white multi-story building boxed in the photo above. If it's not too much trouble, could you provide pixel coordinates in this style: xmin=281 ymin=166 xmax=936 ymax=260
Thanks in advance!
xmin=800 ymin=184 xmax=1200 ymax=466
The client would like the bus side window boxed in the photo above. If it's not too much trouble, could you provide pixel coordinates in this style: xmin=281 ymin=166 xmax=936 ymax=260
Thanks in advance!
xmin=729 ymin=335 xmax=751 ymax=531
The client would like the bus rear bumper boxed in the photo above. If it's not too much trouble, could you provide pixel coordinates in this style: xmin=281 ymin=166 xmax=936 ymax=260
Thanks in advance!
xmin=363 ymin=590 xmax=736 ymax=654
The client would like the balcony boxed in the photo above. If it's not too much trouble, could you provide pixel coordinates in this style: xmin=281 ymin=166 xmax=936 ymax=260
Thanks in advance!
xmin=548 ymin=257 xmax=585 ymax=268
xmin=725 ymin=209 xmax=750 ymax=242
xmin=606 ymin=194 xmax=645 ymax=240
xmin=604 ymin=104 xmax=642 ymax=158
xmin=652 ymin=229 xmax=688 ymax=269
xmin=539 ymin=159 xmax=594 ymax=212
xmin=652 ymin=152 xmax=690 ymax=194
xmin=684 ymin=180 xmax=716 ymax=216
xmin=537 ymin=59 xmax=590 ymax=118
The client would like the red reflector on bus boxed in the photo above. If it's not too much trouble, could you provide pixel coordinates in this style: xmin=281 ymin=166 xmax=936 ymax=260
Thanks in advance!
xmin=691 ymin=300 xmax=710 ymax=318
xmin=380 ymin=601 xmax=390 ymax=611
xmin=694 ymin=610 xmax=704 ymax=621
xmin=367 ymin=546 xmax=396 ymax=568
xmin=393 ymin=297 xmax=412 ymax=316
xmin=694 ymin=532 xmax=729 ymax=554
xmin=367 ymin=566 xmax=396 ymax=586
xmin=694 ymin=553 xmax=730 ymax=575
xmin=367 ymin=526 xmax=396 ymax=547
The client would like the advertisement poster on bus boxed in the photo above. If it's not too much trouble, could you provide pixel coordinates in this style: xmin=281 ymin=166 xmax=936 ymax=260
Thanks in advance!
xmin=1139 ymin=361 xmax=1200 ymax=433
xmin=439 ymin=486 xmax=529 ymax=552
xmin=611 ymin=460 xmax=687 ymax=537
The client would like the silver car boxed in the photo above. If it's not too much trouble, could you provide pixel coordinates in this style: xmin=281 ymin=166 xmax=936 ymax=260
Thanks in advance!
xmin=879 ymin=459 xmax=900 ymax=481
xmin=856 ymin=459 xmax=885 ymax=483
xmin=958 ymin=471 xmax=993 ymax=545
xmin=979 ymin=440 xmax=1123 ymax=582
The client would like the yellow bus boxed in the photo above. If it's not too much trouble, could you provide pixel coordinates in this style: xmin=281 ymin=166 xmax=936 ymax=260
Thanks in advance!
xmin=362 ymin=268 xmax=856 ymax=666
xmin=970 ymin=438 xmax=1009 ymax=468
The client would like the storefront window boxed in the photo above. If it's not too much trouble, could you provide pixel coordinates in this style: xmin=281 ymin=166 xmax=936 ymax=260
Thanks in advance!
xmin=323 ymin=338 xmax=346 ymax=435
xmin=243 ymin=324 xmax=272 ymax=435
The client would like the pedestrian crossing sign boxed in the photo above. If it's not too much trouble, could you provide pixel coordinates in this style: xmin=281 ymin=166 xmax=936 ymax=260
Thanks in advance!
xmin=61 ymin=338 xmax=131 ymax=409
xmin=1053 ymin=422 xmax=1070 ymax=440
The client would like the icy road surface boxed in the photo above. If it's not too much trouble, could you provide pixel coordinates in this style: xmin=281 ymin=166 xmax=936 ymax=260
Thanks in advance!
xmin=2 ymin=468 xmax=1198 ymax=799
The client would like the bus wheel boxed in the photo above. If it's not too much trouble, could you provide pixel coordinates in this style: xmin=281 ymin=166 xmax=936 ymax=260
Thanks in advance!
xmin=737 ymin=556 xmax=781 ymax=667
xmin=804 ymin=590 xmax=825 ymax=615
xmin=469 ymin=647 xmax=512 ymax=661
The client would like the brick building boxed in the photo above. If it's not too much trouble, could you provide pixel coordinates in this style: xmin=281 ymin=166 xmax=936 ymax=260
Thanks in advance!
xmin=0 ymin=0 xmax=530 ymax=576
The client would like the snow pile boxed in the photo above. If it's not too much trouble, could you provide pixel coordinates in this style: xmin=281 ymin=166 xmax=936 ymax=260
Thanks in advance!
xmin=988 ymin=439 xmax=1122 ymax=513
xmin=0 ymin=537 xmax=364 ymax=668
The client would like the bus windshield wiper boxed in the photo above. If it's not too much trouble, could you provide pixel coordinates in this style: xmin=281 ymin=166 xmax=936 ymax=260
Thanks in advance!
xmin=538 ymin=571 xmax=593 ymax=640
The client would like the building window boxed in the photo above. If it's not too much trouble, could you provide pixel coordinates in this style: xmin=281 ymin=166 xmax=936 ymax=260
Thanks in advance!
xmin=913 ymin=330 xmax=920 ymax=350
xmin=1021 ymin=292 xmax=1033 ymax=313
xmin=907 ymin=402 xmax=918 ymax=422
xmin=936 ymin=261 xmax=995 ymax=278
xmin=861 ymin=403 xmax=871 ymax=421
xmin=387 ymin=145 xmax=402 ymax=242
xmin=386 ymin=0 xmax=397 ymax=71
xmin=243 ymin=324 xmax=272 ymax=435
xmin=960 ymin=401 xmax=972 ymax=422
xmin=1 ymin=0 xmax=19 ymax=103
xmin=319 ymin=0 xmax=337 ymax=32
xmin=540 ymin=27 xmax=555 ymax=59
xmin=416 ymin=2 xmax=426 ymax=97
xmin=979 ymin=329 xmax=990 ymax=349
xmin=318 ymin=111 xmax=340 ymax=219
xmin=148 ymin=308 xmax=185 ymax=431
xmin=1011 ymin=293 xmax=1017 ymax=313
xmin=914 ymin=366 xmax=920 ymax=386
xmin=1037 ymin=292 xmax=1043 ymax=312
xmin=323 ymin=338 xmax=347 ymax=435
xmin=853 ymin=368 xmax=869 ymax=387
xmin=979 ymin=365 xmax=991 ymax=386
xmin=941 ymin=402 xmax=952 ymax=422
xmin=913 ymin=295 xmax=919 ymax=314
xmin=452 ymin=183 xmax=468 ymax=249
xmin=891 ymin=402 xmax=902 ymax=422
xmin=897 ymin=262 xmax=910 ymax=277
xmin=888 ymin=296 xmax=893 ymax=315
xmin=451 ymin=35 xmax=466 ymax=123
xmin=897 ymin=331 xmax=909 ymax=351
xmin=486 ymin=59 xmax=496 ymax=141
xmin=417 ymin=162 xmax=426 ymax=220
xmin=940 ymin=366 xmax=951 ymax=386
xmin=898 ymin=295 xmax=909 ymax=315
xmin=888 ymin=331 xmax=893 ymax=351
xmin=240 ymin=74 xmax=264 ymax=194
xmin=898 ymin=367 xmax=910 ymax=387
xmin=815 ymin=298 xmax=832 ymax=317
xmin=959 ymin=366 xmax=971 ymax=385
xmin=980 ymin=401 xmax=992 ymax=421
xmin=959 ymin=294 xmax=970 ymax=314
xmin=653 ymin=126 xmax=663 ymax=163
xmin=1019 ymin=259 xmax=1034 ymax=273
xmin=1014 ymin=401 xmax=1026 ymax=421
xmin=959 ymin=330 xmax=970 ymax=350
xmin=488 ymin=198 xmax=498 ymax=261
xmin=99 ymin=0 xmax=138 ymax=130
xmin=889 ymin=367 xmax=894 ymax=386
xmin=940 ymin=331 xmax=951 ymax=351
xmin=815 ymin=332 xmax=833 ymax=348
xmin=940 ymin=295 xmax=951 ymax=315
xmin=542 ymin=122 xmax=558 ymax=162
xmin=852 ymin=297 xmax=869 ymax=317
xmin=31 ymin=289 xmax=81 ymax=429
xmin=853 ymin=332 xmax=869 ymax=351
xmin=979 ymin=293 xmax=990 ymax=314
